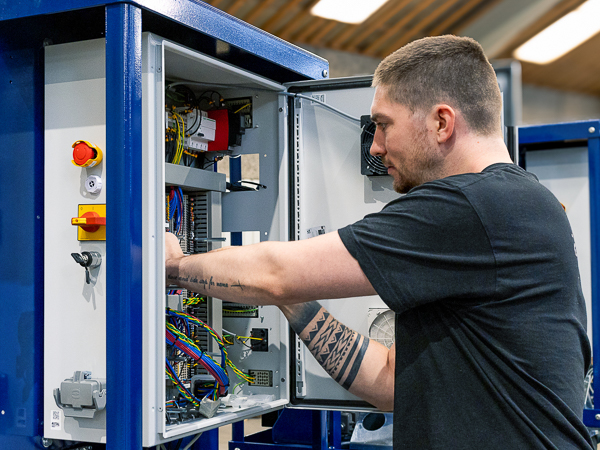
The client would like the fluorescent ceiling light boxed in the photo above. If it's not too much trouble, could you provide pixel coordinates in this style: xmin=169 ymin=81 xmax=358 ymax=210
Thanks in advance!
xmin=514 ymin=0 xmax=600 ymax=64
xmin=311 ymin=0 xmax=389 ymax=24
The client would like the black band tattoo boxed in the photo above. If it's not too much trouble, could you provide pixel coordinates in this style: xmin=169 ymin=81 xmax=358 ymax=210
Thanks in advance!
xmin=287 ymin=303 xmax=369 ymax=391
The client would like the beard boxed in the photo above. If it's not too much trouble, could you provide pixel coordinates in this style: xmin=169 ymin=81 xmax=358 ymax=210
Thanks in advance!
xmin=386 ymin=127 xmax=443 ymax=194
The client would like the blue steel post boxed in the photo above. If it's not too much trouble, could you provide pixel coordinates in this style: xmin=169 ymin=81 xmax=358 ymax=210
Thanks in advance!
xmin=589 ymin=136 xmax=600 ymax=408
xmin=232 ymin=419 xmax=245 ymax=442
xmin=105 ymin=4 xmax=143 ymax=449
xmin=230 ymin=157 xmax=243 ymax=246
xmin=312 ymin=410 xmax=328 ymax=449
xmin=330 ymin=411 xmax=342 ymax=449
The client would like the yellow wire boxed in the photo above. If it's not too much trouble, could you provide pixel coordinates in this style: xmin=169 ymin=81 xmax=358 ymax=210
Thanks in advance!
xmin=234 ymin=103 xmax=250 ymax=114
xmin=171 ymin=112 xmax=185 ymax=164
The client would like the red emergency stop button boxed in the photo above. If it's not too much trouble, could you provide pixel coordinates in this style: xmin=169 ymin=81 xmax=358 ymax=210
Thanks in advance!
xmin=72 ymin=140 xmax=103 ymax=167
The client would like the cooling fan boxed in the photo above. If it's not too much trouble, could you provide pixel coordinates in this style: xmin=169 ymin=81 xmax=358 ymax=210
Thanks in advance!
xmin=367 ymin=309 xmax=395 ymax=349
xmin=360 ymin=115 xmax=388 ymax=176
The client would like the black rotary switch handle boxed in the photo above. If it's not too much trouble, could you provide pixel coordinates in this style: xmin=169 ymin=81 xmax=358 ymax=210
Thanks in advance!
xmin=71 ymin=251 xmax=102 ymax=284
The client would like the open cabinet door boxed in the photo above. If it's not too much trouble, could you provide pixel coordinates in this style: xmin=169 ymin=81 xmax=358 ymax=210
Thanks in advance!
xmin=284 ymin=77 xmax=400 ymax=409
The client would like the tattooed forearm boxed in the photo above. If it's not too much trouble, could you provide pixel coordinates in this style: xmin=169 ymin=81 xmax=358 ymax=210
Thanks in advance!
xmin=167 ymin=274 xmax=245 ymax=291
xmin=281 ymin=302 xmax=369 ymax=390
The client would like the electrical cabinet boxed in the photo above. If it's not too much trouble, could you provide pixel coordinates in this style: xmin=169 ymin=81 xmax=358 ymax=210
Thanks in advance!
xmin=43 ymin=33 xmax=397 ymax=446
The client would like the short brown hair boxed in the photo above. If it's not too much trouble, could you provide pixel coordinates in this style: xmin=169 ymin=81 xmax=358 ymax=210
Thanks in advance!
xmin=373 ymin=35 xmax=502 ymax=136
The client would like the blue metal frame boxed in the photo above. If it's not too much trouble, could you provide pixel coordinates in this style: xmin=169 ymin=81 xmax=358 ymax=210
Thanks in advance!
xmin=0 ymin=0 xmax=328 ymax=83
xmin=229 ymin=410 xmax=345 ymax=450
xmin=105 ymin=4 xmax=144 ymax=449
xmin=519 ymin=120 xmax=600 ymax=428
xmin=0 ymin=24 xmax=45 ymax=450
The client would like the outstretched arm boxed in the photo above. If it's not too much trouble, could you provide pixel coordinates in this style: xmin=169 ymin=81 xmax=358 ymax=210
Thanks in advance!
xmin=165 ymin=231 xmax=376 ymax=305
xmin=280 ymin=301 xmax=394 ymax=411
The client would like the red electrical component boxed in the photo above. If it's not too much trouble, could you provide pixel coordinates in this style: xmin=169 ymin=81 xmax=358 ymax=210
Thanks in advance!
xmin=206 ymin=109 xmax=229 ymax=152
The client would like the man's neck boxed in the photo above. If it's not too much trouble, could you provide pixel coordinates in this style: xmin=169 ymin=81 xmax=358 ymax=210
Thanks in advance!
xmin=443 ymin=134 xmax=512 ymax=177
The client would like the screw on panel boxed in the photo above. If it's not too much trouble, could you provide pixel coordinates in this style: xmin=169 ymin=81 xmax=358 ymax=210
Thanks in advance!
xmin=322 ymin=69 xmax=328 ymax=77
xmin=596 ymin=414 xmax=600 ymax=420
xmin=589 ymin=127 xmax=596 ymax=133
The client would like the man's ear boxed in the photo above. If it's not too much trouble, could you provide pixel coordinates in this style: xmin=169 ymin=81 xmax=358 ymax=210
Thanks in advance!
xmin=428 ymin=104 xmax=455 ymax=144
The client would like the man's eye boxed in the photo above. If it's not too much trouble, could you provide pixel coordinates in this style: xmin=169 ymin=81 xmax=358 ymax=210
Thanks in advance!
xmin=377 ymin=123 xmax=387 ymax=131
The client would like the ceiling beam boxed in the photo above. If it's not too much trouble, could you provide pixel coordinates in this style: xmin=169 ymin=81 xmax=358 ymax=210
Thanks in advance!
xmin=382 ymin=0 xmax=462 ymax=56
xmin=363 ymin=0 xmax=437 ymax=56
xmin=494 ymin=0 xmax=586 ymax=58
xmin=429 ymin=0 xmax=484 ymax=36
xmin=459 ymin=0 xmax=566 ymax=58
xmin=305 ymin=20 xmax=339 ymax=46
xmin=290 ymin=16 xmax=325 ymax=42
xmin=340 ymin=0 xmax=414 ymax=52
xmin=261 ymin=0 xmax=305 ymax=34
xmin=225 ymin=0 xmax=247 ymax=18
xmin=245 ymin=0 xmax=279 ymax=25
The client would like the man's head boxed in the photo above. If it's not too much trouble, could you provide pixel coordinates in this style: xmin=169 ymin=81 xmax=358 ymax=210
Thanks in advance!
xmin=370 ymin=35 xmax=504 ymax=193
xmin=373 ymin=35 xmax=502 ymax=136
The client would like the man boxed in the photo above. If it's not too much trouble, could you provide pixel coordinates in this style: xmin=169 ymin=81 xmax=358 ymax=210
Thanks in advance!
xmin=166 ymin=35 xmax=592 ymax=448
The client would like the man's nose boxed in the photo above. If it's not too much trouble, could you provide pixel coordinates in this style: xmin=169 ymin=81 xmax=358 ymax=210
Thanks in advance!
xmin=370 ymin=129 xmax=385 ymax=157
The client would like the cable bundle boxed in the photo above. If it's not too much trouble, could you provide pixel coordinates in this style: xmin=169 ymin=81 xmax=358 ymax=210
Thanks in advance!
xmin=168 ymin=187 xmax=184 ymax=234
xmin=165 ymin=325 xmax=229 ymax=399
xmin=170 ymin=111 xmax=185 ymax=165
xmin=167 ymin=309 xmax=254 ymax=385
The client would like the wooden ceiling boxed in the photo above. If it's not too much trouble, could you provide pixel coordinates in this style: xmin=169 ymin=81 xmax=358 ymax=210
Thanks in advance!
xmin=205 ymin=0 xmax=599 ymax=97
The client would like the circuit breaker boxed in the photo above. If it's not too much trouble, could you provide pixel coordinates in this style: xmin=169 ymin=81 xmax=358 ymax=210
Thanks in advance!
xmin=43 ymin=34 xmax=396 ymax=446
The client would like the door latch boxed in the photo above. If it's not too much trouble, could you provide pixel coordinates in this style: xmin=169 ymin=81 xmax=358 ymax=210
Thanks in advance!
xmin=71 ymin=251 xmax=102 ymax=284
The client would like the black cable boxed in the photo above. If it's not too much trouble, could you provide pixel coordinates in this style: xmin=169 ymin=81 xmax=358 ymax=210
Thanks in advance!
xmin=226 ymin=182 xmax=255 ymax=192
xmin=185 ymin=108 xmax=202 ymax=135
xmin=238 ymin=180 xmax=267 ymax=189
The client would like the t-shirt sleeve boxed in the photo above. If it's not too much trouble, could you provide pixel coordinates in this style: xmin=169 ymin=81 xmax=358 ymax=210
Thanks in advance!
xmin=338 ymin=182 xmax=496 ymax=314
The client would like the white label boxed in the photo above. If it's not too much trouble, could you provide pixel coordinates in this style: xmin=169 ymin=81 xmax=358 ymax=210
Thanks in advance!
xmin=310 ymin=94 xmax=325 ymax=105
xmin=50 ymin=410 xmax=62 ymax=431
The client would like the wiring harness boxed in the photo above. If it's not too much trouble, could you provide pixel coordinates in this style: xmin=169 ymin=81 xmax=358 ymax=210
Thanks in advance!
xmin=167 ymin=187 xmax=184 ymax=235
xmin=165 ymin=308 xmax=254 ymax=410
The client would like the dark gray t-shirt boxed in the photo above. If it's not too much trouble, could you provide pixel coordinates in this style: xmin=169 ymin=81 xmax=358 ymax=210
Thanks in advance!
xmin=338 ymin=163 xmax=592 ymax=449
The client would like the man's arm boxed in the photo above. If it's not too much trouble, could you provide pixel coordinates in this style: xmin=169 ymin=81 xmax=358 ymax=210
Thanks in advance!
xmin=165 ymin=231 xmax=376 ymax=305
xmin=280 ymin=302 xmax=394 ymax=411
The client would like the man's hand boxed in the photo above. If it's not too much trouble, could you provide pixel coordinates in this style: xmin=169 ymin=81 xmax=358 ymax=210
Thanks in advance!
xmin=165 ymin=232 xmax=184 ymax=281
